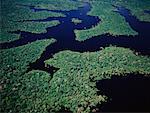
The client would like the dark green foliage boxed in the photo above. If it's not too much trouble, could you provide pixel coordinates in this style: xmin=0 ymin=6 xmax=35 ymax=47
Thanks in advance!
xmin=0 ymin=0 xmax=64 ymax=43
xmin=0 ymin=39 xmax=55 ymax=113
xmin=1 ymin=45 xmax=150 ymax=113
xmin=16 ymin=70 xmax=52 ymax=113
xmin=1 ymin=70 xmax=52 ymax=113
xmin=45 ymin=46 xmax=150 ymax=112
xmin=0 ymin=0 xmax=84 ymax=43
xmin=20 ymin=0 xmax=84 ymax=11
xmin=1 ymin=0 xmax=150 ymax=113
xmin=75 ymin=0 xmax=150 ymax=41
xmin=115 ymin=0 xmax=150 ymax=22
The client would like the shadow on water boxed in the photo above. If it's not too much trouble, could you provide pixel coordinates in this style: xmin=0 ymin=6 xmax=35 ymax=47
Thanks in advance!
xmin=96 ymin=74 xmax=150 ymax=112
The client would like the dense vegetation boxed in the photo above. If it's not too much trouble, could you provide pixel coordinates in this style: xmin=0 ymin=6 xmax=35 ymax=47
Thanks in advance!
xmin=1 ymin=0 xmax=60 ymax=43
xmin=75 ymin=0 xmax=150 ymax=41
xmin=0 ymin=39 xmax=55 ymax=113
xmin=45 ymin=46 xmax=150 ymax=112
xmin=115 ymin=0 xmax=150 ymax=22
xmin=1 ymin=0 xmax=82 ymax=43
xmin=1 ymin=0 xmax=150 ymax=113
xmin=2 ymin=43 xmax=150 ymax=113
xmin=17 ymin=0 xmax=84 ymax=11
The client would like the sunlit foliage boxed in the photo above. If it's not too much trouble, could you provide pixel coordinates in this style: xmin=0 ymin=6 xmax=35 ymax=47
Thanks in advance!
xmin=0 ymin=39 xmax=55 ymax=113
xmin=1 ymin=0 xmax=150 ymax=113
xmin=45 ymin=46 xmax=150 ymax=112
xmin=115 ymin=0 xmax=150 ymax=22
xmin=1 ymin=70 xmax=52 ymax=113
xmin=75 ymin=0 xmax=150 ymax=41
xmin=0 ymin=0 xmax=65 ymax=43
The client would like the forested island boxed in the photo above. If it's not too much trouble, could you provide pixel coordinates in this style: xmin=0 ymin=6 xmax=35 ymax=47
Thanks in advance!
xmin=1 ymin=0 xmax=150 ymax=112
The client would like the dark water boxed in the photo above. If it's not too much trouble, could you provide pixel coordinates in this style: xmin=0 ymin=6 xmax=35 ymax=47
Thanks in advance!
xmin=1 ymin=3 xmax=150 ymax=73
xmin=144 ymin=10 xmax=150 ymax=14
xmin=1 ymin=1 xmax=150 ymax=112
xmin=96 ymin=74 xmax=150 ymax=112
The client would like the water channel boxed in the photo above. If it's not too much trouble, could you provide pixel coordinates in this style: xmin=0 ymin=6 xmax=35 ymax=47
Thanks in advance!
xmin=1 ymin=1 xmax=150 ymax=111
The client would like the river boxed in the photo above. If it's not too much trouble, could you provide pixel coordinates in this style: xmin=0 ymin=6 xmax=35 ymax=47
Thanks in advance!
xmin=0 ymin=1 xmax=150 ymax=111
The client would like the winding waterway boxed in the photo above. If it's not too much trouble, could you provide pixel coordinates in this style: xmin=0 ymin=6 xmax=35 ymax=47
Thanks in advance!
xmin=1 ymin=1 xmax=150 ymax=112
xmin=1 ymin=2 xmax=150 ymax=73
